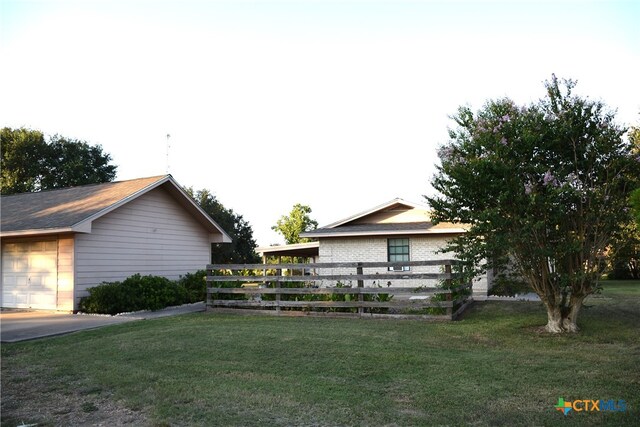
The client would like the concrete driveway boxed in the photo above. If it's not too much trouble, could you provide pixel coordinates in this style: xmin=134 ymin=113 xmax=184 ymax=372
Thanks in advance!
xmin=0 ymin=302 xmax=205 ymax=343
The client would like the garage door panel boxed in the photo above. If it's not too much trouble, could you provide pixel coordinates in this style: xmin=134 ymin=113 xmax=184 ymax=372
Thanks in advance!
xmin=30 ymin=256 xmax=57 ymax=271
xmin=2 ymin=291 xmax=16 ymax=306
xmin=7 ymin=274 xmax=29 ymax=287
xmin=30 ymin=292 xmax=57 ymax=308
xmin=4 ymin=256 xmax=26 ymax=271
xmin=42 ymin=275 xmax=58 ymax=289
xmin=2 ymin=274 xmax=17 ymax=286
xmin=44 ymin=241 xmax=58 ymax=251
xmin=3 ymin=243 xmax=25 ymax=253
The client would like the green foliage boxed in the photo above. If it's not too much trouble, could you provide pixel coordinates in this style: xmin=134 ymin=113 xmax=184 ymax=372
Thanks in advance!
xmin=489 ymin=277 xmax=531 ymax=296
xmin=327 ymin=281 xmax=358 ymax=313
xmin=0 ymin=127 xmax=48 ymax=194
xmin=208 ymin=269 xmax=253 ymax=301
xmin=178 ymin=270 xmax=208 ymax=303
xmin=79 ymin=274 xmax=189 ymax=315
xmin=628 ymin=120 xmax=640 ymax=227
xmin=607 ymin=225 xmax=640 ymax=280
xmin=427 ymin=75 xmax=640 ymax=332
xmin=630 ymin=188 xmax=640 ymax=227
xmin=185 ymin=188 xmax=259 ymax=263
xmin=272 ymin=203 xmax=318 ymax=244
xmin=1 ymin=127 xmax=116 ymax=195
xmin=363 ymin=282 xmax=393 ymax=314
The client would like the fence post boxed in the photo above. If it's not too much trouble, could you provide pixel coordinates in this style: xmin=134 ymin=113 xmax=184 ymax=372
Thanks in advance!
xmin=445 ymin=263 xmax=453 ymax=318
xmin=276 ymin=268 xmax=281 ymax=315
xmin=206 ymin=268 xmax=211 ymax=310
xmin=357 ymin=262 xmax=364 ymax=316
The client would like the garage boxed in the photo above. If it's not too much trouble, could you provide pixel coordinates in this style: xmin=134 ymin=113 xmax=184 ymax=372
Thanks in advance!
xmin=2 ymin=175 xmax=232 ymax=311
xmin=1 ymin=240 xmax=59 ymax=310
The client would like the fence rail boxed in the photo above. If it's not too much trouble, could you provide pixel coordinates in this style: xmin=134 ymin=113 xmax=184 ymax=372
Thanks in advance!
xmin=206 ymin=260 xmax=473 ymax=320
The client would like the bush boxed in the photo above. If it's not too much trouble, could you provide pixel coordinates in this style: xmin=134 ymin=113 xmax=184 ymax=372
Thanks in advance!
xmin=178 ymin=270 xmax=208 ymax=303
xmin=489 ymin=277 xmax=530 ymax=296
xmin=79 ymin=274 xmax=189 ymax=315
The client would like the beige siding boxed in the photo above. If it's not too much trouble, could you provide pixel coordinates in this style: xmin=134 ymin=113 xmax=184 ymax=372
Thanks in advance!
xmin=74 ymin=187 xmax=211 ymax=303
xmin=317 ymin=236 xmax=489 ymax=293
xmin=351 ymin=207 xmax=430 ymax=225
xmin=56 ymin=236 xmax=74 ymax=311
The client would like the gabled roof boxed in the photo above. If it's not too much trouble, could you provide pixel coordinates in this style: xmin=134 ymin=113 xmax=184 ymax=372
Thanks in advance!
xmin=322 ymin=198 xmax=428 ymax=229
xmin=300 ymin=198 xmax=467 ymax=239
xmin=1 ymin=175 xmax=232 ymax=242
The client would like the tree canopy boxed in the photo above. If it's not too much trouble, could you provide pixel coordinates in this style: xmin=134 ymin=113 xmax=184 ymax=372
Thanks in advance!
xmin=272 ymin=203 xmax=318 ymax=244
xmin=1 ymin=127 xmax=117 ymax=194
xmin=427 ymin=76 xmax=640 ymax=333
xmin=627 ymin=121 xmax=640 ymax=225
xmin=187 ymin=188 xmax=259 ymax=264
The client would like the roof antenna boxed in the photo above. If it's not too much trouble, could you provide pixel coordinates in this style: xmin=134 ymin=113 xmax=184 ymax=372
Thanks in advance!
xmin=166 ymin=133 xmax=171 ymax=174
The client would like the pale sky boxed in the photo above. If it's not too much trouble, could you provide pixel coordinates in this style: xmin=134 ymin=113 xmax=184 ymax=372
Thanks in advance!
xmin=2 ymin=0 xmax=639 ymax=246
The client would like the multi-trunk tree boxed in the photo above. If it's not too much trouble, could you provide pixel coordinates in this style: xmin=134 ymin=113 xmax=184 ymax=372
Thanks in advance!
xmin=427 ymin=76 xmax=639 ymax=333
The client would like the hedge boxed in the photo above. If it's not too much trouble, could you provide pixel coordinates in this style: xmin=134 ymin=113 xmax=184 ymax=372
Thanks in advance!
xmin=79 ymin=271 xmax=207 ymax=315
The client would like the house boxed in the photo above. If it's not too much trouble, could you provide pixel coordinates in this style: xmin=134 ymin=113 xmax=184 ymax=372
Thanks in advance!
xmin=258 ymin=198 xmax=492 ymax=295
xmin=1 ymin=175 xmax=231 ymax=311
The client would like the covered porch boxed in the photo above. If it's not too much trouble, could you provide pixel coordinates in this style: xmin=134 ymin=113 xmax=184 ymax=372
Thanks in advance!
xmin=256 ymin=241 xmax=319 ymax=264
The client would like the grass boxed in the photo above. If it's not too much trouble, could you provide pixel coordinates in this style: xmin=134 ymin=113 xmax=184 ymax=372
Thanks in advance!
xmin=2 ymin=281 xmax=639 ymax=426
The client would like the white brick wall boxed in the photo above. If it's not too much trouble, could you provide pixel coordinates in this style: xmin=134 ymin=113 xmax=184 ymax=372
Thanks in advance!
xmin=317 ymin=236 xmax=490 ymax=294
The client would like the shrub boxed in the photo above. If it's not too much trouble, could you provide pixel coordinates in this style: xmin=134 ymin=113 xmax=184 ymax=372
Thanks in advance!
xmin=178 ymin=270 xmax=208 ymax=303
xmin=489 ymin=276 xmax=530 ymax=296
xmin=79 ymin=274 xmax=189 ymax=315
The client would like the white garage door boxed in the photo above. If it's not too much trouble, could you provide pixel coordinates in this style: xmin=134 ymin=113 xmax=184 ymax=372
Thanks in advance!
xmin=1 ymin=240 xmax=58 ymax=309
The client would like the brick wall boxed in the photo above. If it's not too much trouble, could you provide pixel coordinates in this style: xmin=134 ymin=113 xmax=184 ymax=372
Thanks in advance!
xmin=317 ymin=235 xmax=490 ymax=294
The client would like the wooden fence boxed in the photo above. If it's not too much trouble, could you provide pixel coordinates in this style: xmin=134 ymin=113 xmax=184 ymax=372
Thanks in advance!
xmin=206 ymin=260 xmax=473 ymax=320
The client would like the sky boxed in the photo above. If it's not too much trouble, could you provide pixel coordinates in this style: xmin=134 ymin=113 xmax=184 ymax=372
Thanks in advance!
xmin=2 ymin=0 xmax=639 ymax=246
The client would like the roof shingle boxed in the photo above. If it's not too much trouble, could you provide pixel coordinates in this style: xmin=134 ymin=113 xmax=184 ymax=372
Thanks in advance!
xmin=1 ymin=176 xmax=166 ymax=233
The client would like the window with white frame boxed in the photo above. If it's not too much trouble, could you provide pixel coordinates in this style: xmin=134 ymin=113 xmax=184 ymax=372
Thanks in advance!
xmin=387 ymin=238 xmax=410 ymax=271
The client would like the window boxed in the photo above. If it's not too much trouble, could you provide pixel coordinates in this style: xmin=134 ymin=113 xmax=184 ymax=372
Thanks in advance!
xmin=387 ymin=238 xmax=410 ymax=271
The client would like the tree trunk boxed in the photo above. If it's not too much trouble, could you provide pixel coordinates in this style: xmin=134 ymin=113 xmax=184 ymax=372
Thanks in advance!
xmin=543 ymin=296 xmax=585 ymax=333
xmin=561 ymin=295 xmax=585 ymax=333
xmin=544 ymin=304 xmax=565 ymax=333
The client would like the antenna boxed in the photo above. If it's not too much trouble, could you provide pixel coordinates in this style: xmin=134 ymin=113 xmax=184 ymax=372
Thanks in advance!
xmin=166 ymin=133 xmax=171 ymax=174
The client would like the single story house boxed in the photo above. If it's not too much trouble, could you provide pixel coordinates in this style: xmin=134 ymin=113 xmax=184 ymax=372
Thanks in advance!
xmin=258 ymin=198 xmax=492 ymax=295
xmin=1 ymin=175 xmax=231 ymax=311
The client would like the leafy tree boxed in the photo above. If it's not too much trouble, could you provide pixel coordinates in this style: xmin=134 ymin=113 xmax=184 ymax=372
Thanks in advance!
xmin=607 ymin=224 xmax=640 ymax=280
xmin=1 ymin=127 xmax=117 ymax=194
xmin=187 ymin=188 xmax=259 ymax=264
xmin=627 ymin=121 xmax=640 ymax=225
xmin=40 ymin=135 xmax=117 ymax=190
xmin=631 ymin=186 xmax=640 ymax=227
xmin=272 ymin=203 xmax=318 ymax=244
xmin=427 ymin=75 xmax=639 ymax=333
xmin=1 ymin=127 xmax=48 ymax=194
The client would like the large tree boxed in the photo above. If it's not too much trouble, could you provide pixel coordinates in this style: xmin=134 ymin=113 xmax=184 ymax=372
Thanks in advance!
xmin=1 ymin=127 xmax=117 ymax=194
xmin=627 ymin=120 xmax=640 ymax=224
xmin=187 ymin=188 xmax=259 ymax=264
xmin=272 ymin=203 xmax=318 ymax=244
xmin=427 ymin=76 xmax=639 ymax=333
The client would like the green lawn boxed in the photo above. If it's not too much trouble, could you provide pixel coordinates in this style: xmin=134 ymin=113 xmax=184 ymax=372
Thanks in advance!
xmin=2 ymin=281 xmax=639 ymax=426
